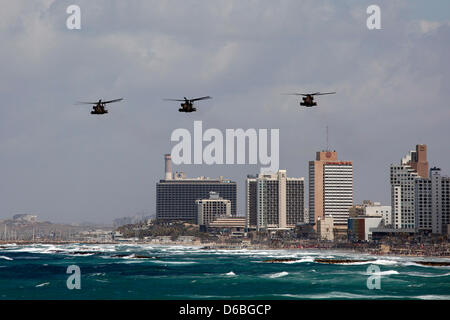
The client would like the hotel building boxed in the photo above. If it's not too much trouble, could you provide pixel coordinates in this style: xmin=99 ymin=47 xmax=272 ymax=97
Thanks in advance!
xmin=196 ymin=192 xmax=232 ymax=226
xmin=246 ymin=170 xmax=304 ymax=230
xmin=309 ymin=151 xmax=353 ymax=234
xmin=415 ymin=167 xmax=450 ymax=234
xmin=156 ymin=155 xmax=237 ymax=224
xmin=390 ymin=145 xmax=428 ymax=229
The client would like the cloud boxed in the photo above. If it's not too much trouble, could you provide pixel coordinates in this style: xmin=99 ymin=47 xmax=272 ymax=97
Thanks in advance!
xmin=0 ymin=0 xmax=449 ymax=223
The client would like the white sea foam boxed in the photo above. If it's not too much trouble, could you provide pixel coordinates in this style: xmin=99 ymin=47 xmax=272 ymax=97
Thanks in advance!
xmin=120 ymin=254 xmax=138 ymax=259
xmin=279 ymin=292 xmax=406 ymax=299
xmin=0 ymin=256 xmax=13 ymax=261
xmin=121 ymin=260 xmax=145 ymax=264
xmin=338 ymin=259 xmax=398 ymax=266
xmin=403 ymin=261 xmax=450 ymax=268
xmin=35 ymin=282 xmax=50 ymax=287
xmin=68 ymin=253 xmax=96 ymax=256
xmin=268 ymin=271 xmax=289 ymax=279
xmin=370 ymin=270 xmax=399 ymax=276
xmin=406 ymin=272 xmax=450 ymax=278
xmin=372 ymin=259 xmax=399 ymax=265
xmin=224 ymin=271 xmax=236 ymax=277
xmin=416 ymin=295 xmax=450 ymax=300
xmin=89 ymin=272 xmax=106 ymax=277
xmin=5 ymin=245 xmax=58 ymax=254
xmin=152 ymin=260 xmax=197 ymax=265
xmin=282 ymin=258 xmax=314 ymax=264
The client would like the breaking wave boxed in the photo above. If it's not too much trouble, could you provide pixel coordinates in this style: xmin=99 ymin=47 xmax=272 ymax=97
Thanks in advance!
xmin=267 ymin=271 xmax=289 ymax=278
xmin=35 ymin=282 xmax=50 ymax=287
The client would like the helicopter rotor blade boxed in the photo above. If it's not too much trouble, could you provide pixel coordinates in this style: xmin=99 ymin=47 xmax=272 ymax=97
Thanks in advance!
xmin=75 ymin=101 xmax=98 ymax=105
xmin=163 ymin=98 xmax=186 ymax=102
xmin=281 ymin=93 xmax=308 ymax=96
xmin=190 ymin=96 xmax=212 ymax=102
xmin=102 ymin=98 xmax=124 ymax=104
xmin=313 ymin=92 xmax=336 ymax=96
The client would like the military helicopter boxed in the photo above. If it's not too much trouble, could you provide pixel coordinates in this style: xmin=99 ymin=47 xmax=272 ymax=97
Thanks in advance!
xmin=283 ymin=92 xmax=336 ymax=107
xmin=163 ymin=96 xmax=212 ymax=113
xmin=76 ymin=98 xmax=124 ymax=114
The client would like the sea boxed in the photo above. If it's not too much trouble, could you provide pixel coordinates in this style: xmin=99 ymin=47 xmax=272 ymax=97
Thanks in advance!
xmin=0 ymin=243 xmax=449 ymax=300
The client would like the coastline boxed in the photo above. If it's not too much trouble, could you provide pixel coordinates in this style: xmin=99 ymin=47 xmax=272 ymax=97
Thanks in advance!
xmin=1 ymin=240 xmax=449 ymax=259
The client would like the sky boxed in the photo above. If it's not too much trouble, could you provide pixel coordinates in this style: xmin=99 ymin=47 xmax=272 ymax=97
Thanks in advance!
xmin=0 ymin=0 xmax=449 ymax=224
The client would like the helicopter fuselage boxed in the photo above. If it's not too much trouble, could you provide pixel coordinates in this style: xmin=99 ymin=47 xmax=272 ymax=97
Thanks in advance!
xmin=91 ymin=103 xmax=109 ymax=114
xmin=179 ymin=102 xmax=196 ymax=112
xmin=300 ymin=95 xmax=317 ymax=107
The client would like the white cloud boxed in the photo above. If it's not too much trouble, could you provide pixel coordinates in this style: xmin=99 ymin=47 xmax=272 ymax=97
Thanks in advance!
xmin=0 ymin=0 xmax=449 ymax=222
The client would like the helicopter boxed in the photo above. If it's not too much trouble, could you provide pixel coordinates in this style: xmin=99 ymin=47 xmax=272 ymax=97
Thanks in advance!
xmin=76 ymin=98 xmax=124 ymax=114
xmin=283 ymin=92 xmax=336 ymax=107
xmin=163 ymin=96 xmax=212 ymax=113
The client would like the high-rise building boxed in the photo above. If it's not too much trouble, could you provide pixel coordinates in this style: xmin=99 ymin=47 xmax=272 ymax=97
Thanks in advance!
xmin=196 ymin=192 xmax=231 ymax=226
xmin=309 ymin=151 xmax=353 ymax=233
xmin=156 ymin=155 xmax=237 ymax=224
xmin=415 ymin=167 xmax=450 ymax=234
xmin=390 ymin=144 xmax=428 ymax=230
xmin=246 ymin=170 xmax=304 ymax=230
xmin=410 ymin=144 xmax=429 ymax=179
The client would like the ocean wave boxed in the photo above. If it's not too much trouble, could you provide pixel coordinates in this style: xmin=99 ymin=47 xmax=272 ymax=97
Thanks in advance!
xmin=370 ymin=270 xmax=399 ymax=276
xmin=338 ymin=259 xmax=398 ymax=266
xmin=0 ymin=256 xmax=13 ymax=261
xmin=35 ymin=282 xmax=50 ymax=287
xmin=118 ymin=254 xmax=141 ymax=259
xmin=371 ymin=259 xmax=399 ymax=265
xmin=267 ymin=271 xmax=289 ymax=279
xmin=416 ymin=295 xmax=450 ymax=300
xmin=278 ymin=292 xmax=406 ymax=299
xmin=406 ymin=272 xmax=450 ymax=278
xmin=403 ymin=261 xmax=450 ymax=268
xmin=283 ymin=258 xmax=315 ymax=264
xmin=152 ymin=260 xmax=198 ymax=265
xmin=4 ymin=245 xmax=58 ymax=254
xmin=89 ymin=272 xmax=106 ymax=277
xmin=224 ymin=271 xmax=236 ymax=277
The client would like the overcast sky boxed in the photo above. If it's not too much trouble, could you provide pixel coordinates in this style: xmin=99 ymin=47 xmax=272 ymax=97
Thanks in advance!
xmin=1 ymin=0 xmax=449 ymax=224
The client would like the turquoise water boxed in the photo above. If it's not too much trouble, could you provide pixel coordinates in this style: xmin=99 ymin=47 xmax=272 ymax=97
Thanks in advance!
xmin=0 ymin=244 xmax=449 ymax=300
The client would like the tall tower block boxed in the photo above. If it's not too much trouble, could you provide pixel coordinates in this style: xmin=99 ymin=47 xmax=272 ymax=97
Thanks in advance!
xmin=164 ymin=154 xmax=173 ymax=180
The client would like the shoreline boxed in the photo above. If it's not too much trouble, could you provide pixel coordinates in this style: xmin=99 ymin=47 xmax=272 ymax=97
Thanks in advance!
xmin=1 ymin=240 xmax=449 ymax=259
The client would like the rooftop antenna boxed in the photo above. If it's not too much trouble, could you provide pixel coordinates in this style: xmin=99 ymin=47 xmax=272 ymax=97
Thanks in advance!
xmin=326 ymin=126 xmax=329 ymax=151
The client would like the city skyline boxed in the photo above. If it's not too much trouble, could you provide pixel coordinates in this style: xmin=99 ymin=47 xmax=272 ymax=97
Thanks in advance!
xmin=1 ymin=1 xmax=449 ymax=224
xmin=2 ymin=140 xmax=448 ymax=225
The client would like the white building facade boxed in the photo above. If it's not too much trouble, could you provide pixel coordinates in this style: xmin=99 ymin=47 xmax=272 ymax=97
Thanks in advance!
xmin=390 ymin=145 xmax=429 ymax=230
xmin=246 ymin=170 xmax=304 ymax=231
xmin=364 ymin=202 xmax=392 ymax=227
xmin=415 ymin=168 xmax=450 ymax=234
xmin=323 ymin=162 xmax=353 ymax=227
xmin=391 ymin=163 xmax=419 ymax=230
xmin=196 ymin=192 xmax=231 ymax=226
